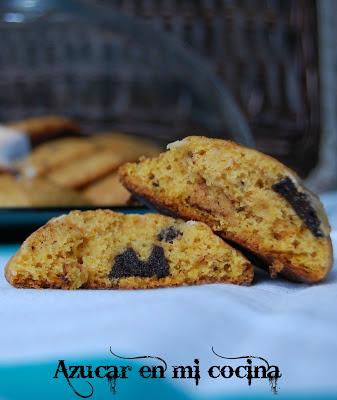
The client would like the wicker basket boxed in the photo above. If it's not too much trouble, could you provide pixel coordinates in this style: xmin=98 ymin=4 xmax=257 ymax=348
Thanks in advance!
xmin=96 ymin=0 xmax=320 ymax=177
xmin=0 ymin=0 xmax=252 ymax=148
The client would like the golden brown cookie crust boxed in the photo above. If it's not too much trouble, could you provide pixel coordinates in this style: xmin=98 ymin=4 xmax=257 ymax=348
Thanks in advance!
xmin=5 ymin=218 xmax=87 ymax=289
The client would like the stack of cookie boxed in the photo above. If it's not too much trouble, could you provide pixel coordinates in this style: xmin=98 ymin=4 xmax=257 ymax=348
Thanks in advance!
xmin=5 ymin=136 xmax=333 ymax=289
xmin=119 ymin=136 xmax=333 ymax=284
xmin=0 ymin=116 xmax=161 ymax=207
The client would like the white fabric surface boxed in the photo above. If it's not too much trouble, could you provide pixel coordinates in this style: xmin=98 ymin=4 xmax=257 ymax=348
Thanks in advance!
xmin=0 ymin=193 xmax=336 ymax=396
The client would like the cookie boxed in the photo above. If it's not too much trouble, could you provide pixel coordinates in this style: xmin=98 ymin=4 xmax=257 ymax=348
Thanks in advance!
xmin=0 ymin=175 xmax=30 ymax=206
xmin=18 ymin=177 xmax=90 ymax=206
xmin=17 ymin=137 xmax=97 ymax=177
xmin=7 ymin=116 xmax=80 ymax=145
xmin=47 ymin=150 xmax=124 ymax=190
xmin=90 ymin=133 xmax=161 ymax=162
xmin=119 ymin=136 xmax=333 ymax=283
xmin=83 ymin=173 xmax=131 ymax=206
xmin=5 ymin=210 xmax=253 ymax=289
xmin=0 ymin=175 xmax=89 ymax=207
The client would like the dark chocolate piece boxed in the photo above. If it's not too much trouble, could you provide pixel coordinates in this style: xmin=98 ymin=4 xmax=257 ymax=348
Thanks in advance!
xmin=272 ymin=177 xmax=323 ymax=237
xmin=146 ymin=246 xmax=170 ymax=278
xmin=108 ymin=246 xmax=169 ymax=279
xmin=157 ymin=226 xmax=183 ymax=243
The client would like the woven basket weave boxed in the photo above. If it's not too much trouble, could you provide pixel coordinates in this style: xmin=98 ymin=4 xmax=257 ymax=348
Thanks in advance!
xmin=0 ymin=0 xmax=320 ymax=177
xmin=96 ymin=0 xmax=320 ymax=177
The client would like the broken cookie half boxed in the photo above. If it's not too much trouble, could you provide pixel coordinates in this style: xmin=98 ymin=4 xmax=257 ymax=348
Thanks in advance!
xmin=119 ymin=136 xmax=333 ymax=283
xmin=5 ymin=210 xmax=253 ymax=289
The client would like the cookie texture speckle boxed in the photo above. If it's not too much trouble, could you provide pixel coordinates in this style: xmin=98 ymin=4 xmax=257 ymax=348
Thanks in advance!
xmin=119 ymin=136 xmax=333 ymax=283
xmin=5 ymin=210 xmax=253 ymax=289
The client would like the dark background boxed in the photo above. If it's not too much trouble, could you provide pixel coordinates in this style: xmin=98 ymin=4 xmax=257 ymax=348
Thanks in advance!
xmin=0 ymin=0 xmax=336 ymax=186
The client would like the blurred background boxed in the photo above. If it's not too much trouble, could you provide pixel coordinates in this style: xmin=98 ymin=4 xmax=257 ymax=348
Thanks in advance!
xmin=0 ymin=0 xmax=336 ymax=208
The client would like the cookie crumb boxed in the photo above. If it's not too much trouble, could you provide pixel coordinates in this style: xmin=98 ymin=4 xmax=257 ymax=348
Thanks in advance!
xmin=167 ymin=139 xmax=186 ymax=150
xmin=186 ymin=220 xmax=198 ymax=226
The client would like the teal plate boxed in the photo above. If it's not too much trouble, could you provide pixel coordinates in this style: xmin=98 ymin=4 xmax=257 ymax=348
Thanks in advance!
xmin=0 ymin=206 xmax=149 ymax=242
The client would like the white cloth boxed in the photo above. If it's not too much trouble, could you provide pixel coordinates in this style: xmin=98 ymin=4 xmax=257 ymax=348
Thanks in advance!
xmin=0 ymin=193 xmax=336 ymax=396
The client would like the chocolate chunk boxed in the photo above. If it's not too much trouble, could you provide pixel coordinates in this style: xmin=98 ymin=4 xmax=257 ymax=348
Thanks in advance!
xmin=108 ymin=246 xmax=169 ymax=279
xmin=272 ymin=177 xmax=323 ymax=237
xmin=146 ymin=246 xmax=170 ymax=278
xmin=109 ymin=248 xmax=139 ymax=278
xmin=157 ymin=226 xmax=183 ymax=243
